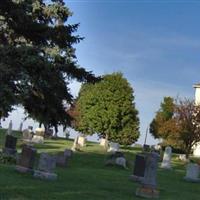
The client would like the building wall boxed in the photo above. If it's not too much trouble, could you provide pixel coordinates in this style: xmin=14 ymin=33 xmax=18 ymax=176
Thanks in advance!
xmin=195 ymin=87 xmax=200 ymax=105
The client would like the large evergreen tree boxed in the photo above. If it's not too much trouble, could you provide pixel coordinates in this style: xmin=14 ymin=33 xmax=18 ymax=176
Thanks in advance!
xmin=0 ymin=0 xmax=98 ymax=133
xmin=71 ymin=73 xmax=140 ymax=145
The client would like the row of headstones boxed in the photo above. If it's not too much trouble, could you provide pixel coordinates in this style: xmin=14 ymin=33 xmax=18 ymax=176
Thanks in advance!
xmin=16 ymin=145 xmax=72 ymax=180
xmin=22 ymin=127 xmax=45 ymax=144
xmin=71 ymin=136 xmax=120 ymax=152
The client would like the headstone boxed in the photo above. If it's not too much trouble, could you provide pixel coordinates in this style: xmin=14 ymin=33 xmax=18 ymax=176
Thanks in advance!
xmin=184 ymin=163 xmax=200 ymax=182
xmin=179 ymin=154 xmax=188 ymax=162
xmin=71 ymin=136 xmax=80 ymax=152
xmin=56 ymin=149 xmax=72 ymax=168
xmin=105 ymin=152 xmax=126 ymax=168
xmin=107 ymin=142 xmax=120 ymax=152
xmin=77 ymin=136 xmax=86 ymax=147
xmin=161 ymin=146 xmax=172 ymax=169
xmin=35 ymin=127 xmax=45 ymax=137
xmin=115 ymin=157 xmax=127 ymax=168
xmin=64 ymin=149 xmax=73 ymax=158
xmin=31 ymin=135 xmax=44 ymax=144
xmin=136 ymin=152 xmax=160 ymax=198
xmin=34 ymin=153 xmax=57 ymax=180
xmin=19 ymin=122 xmax=23 ymax=132
xmin=100 ymin=138 xmax=109 ymax=149
xmin=3 ymin=135 xmax=17 ymax=155
xmin=22 ymin=129 xmax=33 ymax=141
xmin=7 ymin=120 xmax=13 ymax=135
xmin=130 ymin=154 xmax=146 ymax=182
xmin=16 ymin=145 xmax=37 ymax=173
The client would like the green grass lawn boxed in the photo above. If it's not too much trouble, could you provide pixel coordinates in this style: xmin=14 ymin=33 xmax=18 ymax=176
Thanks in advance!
xmin=0 ymin=129 xmax=200 ymax=200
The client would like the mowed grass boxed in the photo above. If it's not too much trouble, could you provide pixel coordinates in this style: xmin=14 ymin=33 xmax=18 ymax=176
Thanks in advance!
xmin=0 ymin=129 xmax=200 ymax=200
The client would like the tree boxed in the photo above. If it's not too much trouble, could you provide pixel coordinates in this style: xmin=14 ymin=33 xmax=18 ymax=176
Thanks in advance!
xmin=174 ymin=99 xmax=200 ymax=157
xmin=0 ymin=0 xmax=98 ymax=133
xmin=150 ymin=97 xmax=200 ymax=157
xmin=71 ymin=73 xmax=140 ymax=145
xmin=150 ymin=97 xmax=175 ymax=139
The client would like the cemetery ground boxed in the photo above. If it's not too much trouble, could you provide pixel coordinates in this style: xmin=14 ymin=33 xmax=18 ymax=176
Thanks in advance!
xmin=0 ymin=129 xmax=200 ymax=200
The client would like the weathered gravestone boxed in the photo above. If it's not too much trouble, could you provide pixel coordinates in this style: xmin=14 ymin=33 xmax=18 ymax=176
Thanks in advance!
xmin=130 ymin=154 xmax=146 ymax=182
xmin=3 ymin=135 xmax=17 ymax=155
xmin=77 ymin=135 xmax=86 ymax=147
xmin=71 ymin=136 xmax=80 ymax=152
xmin=136 ymin=152 xmax=160 ymax=199
xmin=16 ymin=145 xmax=37 ymax=173
xmin=99 ymin=138 xmax=109 ymax=149
xmin=22 ymin=129 xmax=33 ymax=141
xmin=35 ymin=127 xmax=45 ymax=137
xmin=64 ymin=149 xmax=73 ymax=158
xmin=34 ymin=153 xmax=57 ymax=180
xmin=184 ymin=163 xmax=200 ymax=182
xmin=31 ymin=135 xmax=44 ymax=144
xmin=161 ymin=146 xmax=172 ymax=169
xmin=107 ymin=142 xmax=120 ymax=152
xmin=179 ymin=154 xmax=188 ymax=162
xmin=105 ymin=152 xmax=127 ymax=168
xmin=56 ymin=149 xmax=72 ymax=167
xmin=31 ymin=127 xmax=45 ymax=144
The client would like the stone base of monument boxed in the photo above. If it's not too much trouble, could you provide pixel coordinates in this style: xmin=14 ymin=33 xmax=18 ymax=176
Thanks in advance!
xmin=15 ymin=165 xmax=34 ymax=174
xmin=136 ymin=187 xmax=159 ymax=198
xmin=183 ymin=177 xmax=200 ymax=183
xmin=33 ymin=170 xmax=57 ymax=180
xmin=2 ymin=148 xmax=17 ymax=156
xmin=31 ymin=136 xmax=44 ymax=144
xmin=160 ymin=164 xmax=172 ymax=170
xmin=129 ymin=175 xmax=144 ymax=183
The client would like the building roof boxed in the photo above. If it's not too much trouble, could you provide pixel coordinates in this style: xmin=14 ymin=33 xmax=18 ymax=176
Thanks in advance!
xmin=193 ymin=83 xmax=200 ymax=88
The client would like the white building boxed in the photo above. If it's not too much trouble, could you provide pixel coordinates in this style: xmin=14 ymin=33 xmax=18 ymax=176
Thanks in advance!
xmin=193 ymin=83 xmax=200 ymax=157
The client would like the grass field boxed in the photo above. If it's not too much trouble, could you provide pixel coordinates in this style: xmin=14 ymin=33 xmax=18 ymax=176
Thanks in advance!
xmin=0 ymin=128 xmax=200 ymax=200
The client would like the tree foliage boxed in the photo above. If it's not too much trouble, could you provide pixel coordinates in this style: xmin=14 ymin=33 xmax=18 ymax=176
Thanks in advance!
xmin=70 ymin=73 xmax=140 ymax=145
xmin=150 ymin=97 xmax=175 ymax=139
xmin=0 ymin=0 xmax=98 ymax=132
xmin=150 ymin=97 xmax=200 ymax=157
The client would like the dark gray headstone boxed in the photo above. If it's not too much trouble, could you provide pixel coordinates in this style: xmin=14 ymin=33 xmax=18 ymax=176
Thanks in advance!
xmin=133 ymin=154 xmax=146 ymax=177
xmin=136 ymin=152 xmax=160 ymax=198
xmin=3 ymin=135 xmax=17 ymax=155
xmin=37 ymin=153 xmax=56 ymax=173
xmin=16 ymin=145 xmax=37 ymax=173
xmin=5 ymin=135 xmax=17 ymax=149
xmin=33 ymin=153 xmax=57 ymax=180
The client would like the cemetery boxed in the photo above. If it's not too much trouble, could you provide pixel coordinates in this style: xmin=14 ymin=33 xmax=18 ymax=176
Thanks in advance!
xmin=0 ymin=128 xmax=200 ymax=200
xmin=1 ymin=0 xmax=200 ymax=199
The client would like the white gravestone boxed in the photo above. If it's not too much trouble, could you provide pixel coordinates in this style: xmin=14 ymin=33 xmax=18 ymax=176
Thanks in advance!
xmin=77 ymin=136 xmax=86 ymax=147
xmin=71 ymin=136 xmax=79 ymax=152
xmin=107 ymin=142 xmax=120 ymax=152
xmin=115 ymin=157 xmax=127 ymax=168
xmin=7 ymin=120 xmax=13 ymax=135
xmin=31 ymin=135 xmax=44 ymax=144
xmin=35 ymin=127 xmax=45 ymax=137
xmin=100 ymin=138 xmax=109 ymax=149
xmin=161 ymin=146 xmax=172 ymax=169
xmin=184 ymin=163 xmax=200 ymax=182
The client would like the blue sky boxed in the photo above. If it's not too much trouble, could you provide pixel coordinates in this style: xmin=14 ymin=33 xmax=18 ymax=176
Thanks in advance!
xmin=65 ymin=0 xmax=200 ymax=144
xmin=2 ymin=0 xmax=200 ymax=145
